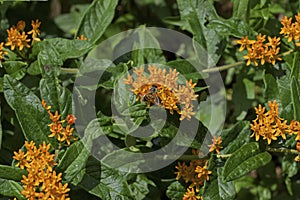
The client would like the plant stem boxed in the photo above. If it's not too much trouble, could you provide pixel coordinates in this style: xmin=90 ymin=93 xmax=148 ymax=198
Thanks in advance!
xmin=202 ymin=49 xmax=295 ymax=73
xmin=61 ymin=67 xmax=79 ymax=74
xmin=202 ymin=61 xmax=244 ymax=73
xmin=216 ymin=154 xmax=231 ymax=158
xmin=266 ymin=146 xmax=300 ymax=155
xmin=178 ymin=153 xmax=232 ymax=160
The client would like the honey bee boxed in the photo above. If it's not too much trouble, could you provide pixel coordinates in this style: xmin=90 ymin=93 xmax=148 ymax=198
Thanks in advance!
xmin=141 ymin=85 xmax=161 ymax=106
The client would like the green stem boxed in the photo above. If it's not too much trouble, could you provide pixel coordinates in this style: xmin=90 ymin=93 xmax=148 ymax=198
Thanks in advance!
xmin=202 ymin=49 xmax=295 ymax=73
xmin=53 ymin=143 xmax=63 ymax=163
xmin=216 ymin=154 xmax=232 ymax=158
xmin=202 ymin=61 xmax=244 ymax=73
xmin=266 ymin=146 xmax=300 ymax=155
xmin=178 ymin=153 xmax=232 ymax=160
xmin=61 ymin=67 xmax=79 ymax=74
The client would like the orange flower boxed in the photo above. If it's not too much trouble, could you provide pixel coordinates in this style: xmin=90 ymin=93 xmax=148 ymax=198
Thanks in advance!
xmin=124 ymin=65 xmax=198 ymax=120
xmin=42 ymin=99 xmax=51 ymax=111
xmin=238 ymin=33 xmax=281 ymax=66
xmin=208 ymin=136 xmax=222 ymax=154
xmin=42 ymin=100 xmax=77 ymax=146
xmin=250 ymin=100 xmax=300 ymax=145
xmin=195 ymin=163 xmax=212 ymax=181
xmin=27 ymin=19 xmax=41 ymax=42
xmin=236 ymin=36 xmax=255 ymax=51
xmin=0 ymin=42 xmax=7 ymax=62
xmin=66 ymin=114 xmax=77 ymax=125
xmin=175 ymin=150 xmax=208 ymax=193
xmin=183 ymin=188 xmax=201 ymax=200
xmin=76 ymin=34 xmax=87 ymax=41
xmin=16 ymin=20 xmax=26 ymax=31
xmin=13 ymin=141 xmax=70 ymax=200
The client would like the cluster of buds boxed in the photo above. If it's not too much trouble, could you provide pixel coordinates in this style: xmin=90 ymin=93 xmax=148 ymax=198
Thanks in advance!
xmin=42 ymin=100 xmax=77 ymax=146
xmin=13 ymin=141 xmax=70 ymax=199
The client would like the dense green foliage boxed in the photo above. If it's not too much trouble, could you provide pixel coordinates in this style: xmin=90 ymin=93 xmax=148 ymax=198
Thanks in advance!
xmin=0 ymin=0 xmax=300 ymax=199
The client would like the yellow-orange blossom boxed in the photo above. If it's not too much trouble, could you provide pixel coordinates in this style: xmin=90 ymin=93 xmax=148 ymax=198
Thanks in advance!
xmin=124 ymin=65 xmax=198 ymax=120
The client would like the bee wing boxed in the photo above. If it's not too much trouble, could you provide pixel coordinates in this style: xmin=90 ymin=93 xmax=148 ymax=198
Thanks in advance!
xmin=154 ymin=96 xmax=161 ymax=105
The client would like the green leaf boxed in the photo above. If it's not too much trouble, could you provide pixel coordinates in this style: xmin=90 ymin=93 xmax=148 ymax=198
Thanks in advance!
xmin=37 ymin=41 xmax=63 ymax=76
xmin=3 ymin=75 xmax=57 ymax=147
xmin=0 ymin=178 xmax=25 ymax=200
xmin=166 ymin=181 xmax=186 ymax=200
xmin=277 ymin=76 xmax=292 ymax=111
xmin=203 ymin=168 xmax=235 ymax=200
xmin=78 ymin=58 xmax=126 ymax=90
xmin=162 ymin=16 xmax=191 ymax=31
xmin=75 ymin=158 xmax=134 ymax=200
xmin=0 ymin=165 xmax=26 ymax=181
xmin=232 ymin=0 xmax=249 ymax=20
xmin=232 ymin=75 xmax=253 ymax=118
xmin=39 ymin=67 xmax=72 ymax=119
xmin=282 ymin=154 xmax=298 ymax=178
xmin=131 ymin=25 xmax=166 ymax=66
xmin=56 ymin=141 xmax=89 ymax=181
xmin=291 ymin=77 xmax=300 ymax=120
xmin=177 ymin=0 xmax=226 ymax=67
xmin=128 ymin=174 xmax=155 ymax=200
xmin=166 ymin=59 xmax=206 ymax=82
xmin=221 ymin=121 xmax=251 ymax=154
xmin=290 ymin=50 xmax=300 ymax=79
xmin=264 ymin=73 xmax=279 ymax=100
xmin=75 ymin=0 xmax=119 ymax=44
xmin=99 ymin=62 xmax=128 ymax=89
xmin=2 ymin=61 xmax=27 ymax=80
xmin=0 ymin=103 xmax=2 ymax=149
xmin=54 ymin=4 xmax=89 ymax=34
xmin=44 ymin=38 xmax=93 ymax=60
xmin=208 ymin=18 xmax=250 ymax=37
xmin=101 ymin=148 xmax=145 ymax=173
xmin=223 ymin=142 xmax=272 ymax=182
xmin=243 ymin=78 xmax=255 ymax=99
xmin=27 ymin=60 xmax=41 ymax=75
xmin=58 ymin=142 xmax=134 ymax=199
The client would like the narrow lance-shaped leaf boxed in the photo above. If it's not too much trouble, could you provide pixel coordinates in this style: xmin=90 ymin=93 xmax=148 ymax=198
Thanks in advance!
xmin=0 ymin=165 xmax=27 ymax=181
xmin=223 ymin=142 xmax=272 ymax=182
xmin=75 ymin=0 xmax=118 ymax=45
xmin=40 ymin=67 xmax=72 ymax=119
xmin=3 ymin=75 xmax=57 ymax=147
xmin=291 ymin=77 xmax=300 ymax=120
xmin=0 ymin=178 xmax=25 ymax=200
xmin=232 ymin=0 xmax=250 ymax=20
xmin=290 ymin=51 xmax=300 ymax=80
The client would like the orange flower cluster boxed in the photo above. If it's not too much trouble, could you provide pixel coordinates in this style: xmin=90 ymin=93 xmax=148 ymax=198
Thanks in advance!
xmin=208 ymin=136 xmax=223 ymax=154
xmin=13 ymin=141 xmax=70 ymax=200
xmin=124 ymin=65 xmax=198 ymax=120
xmin=237 ymin=33 xmax=281 ymax=66
xmin=280 ymin=13 xmax=300 ymax=46
xmin=0 ymin=42 xmax=8 ymax=62
xmin=5 ymin=19 xmax=41 ymax=51
xmin=183 ymin=188 xmax=202 ymax=200
xmin=250 ymin=100 xmax=300 ymax=145
xmin=42 ymin=100 xmax=77 ymax=146
xmin=175 ymin=150 xmax=211 ymax=200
